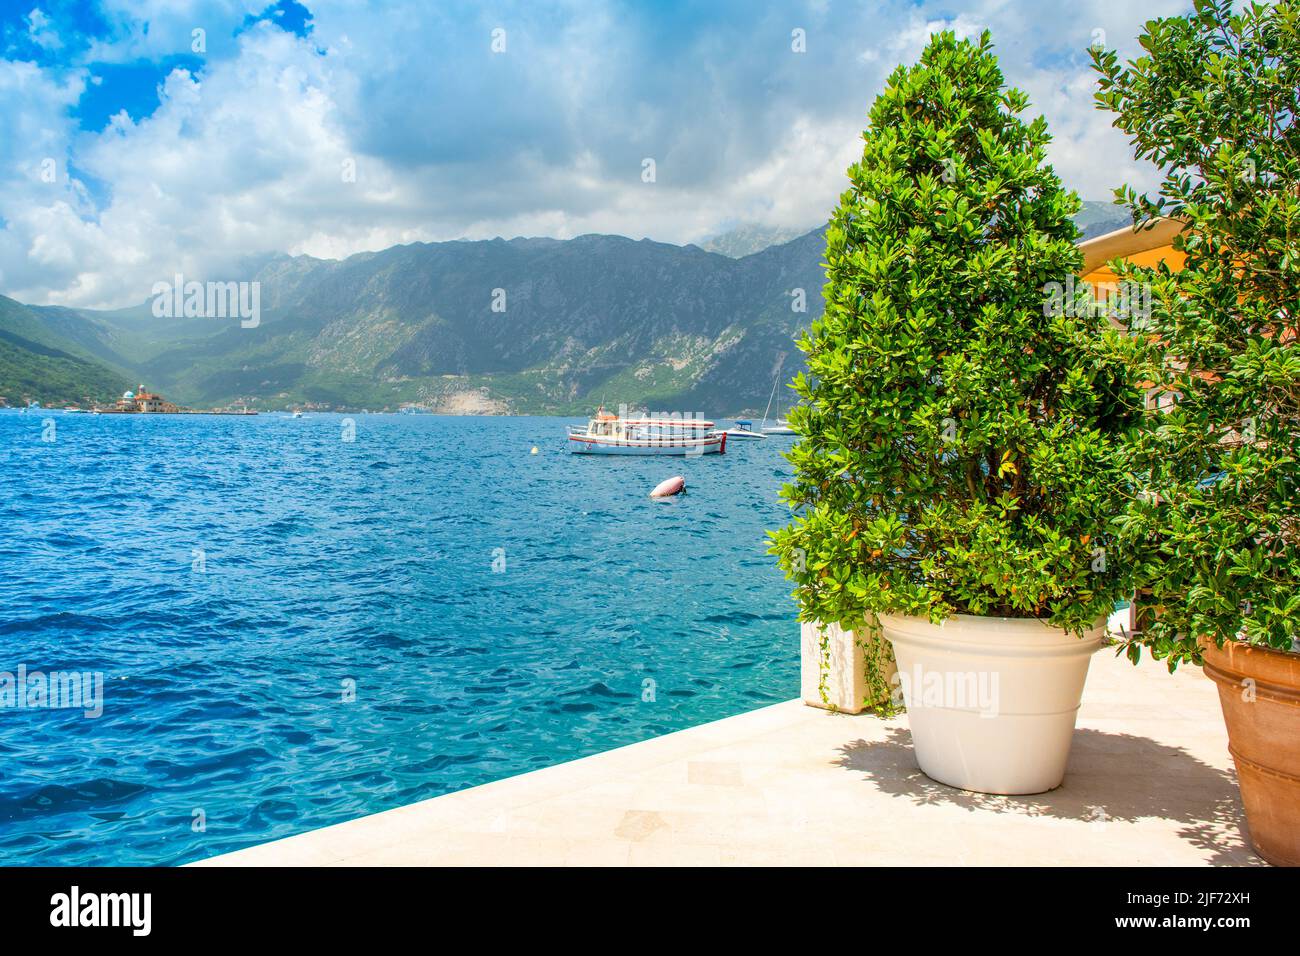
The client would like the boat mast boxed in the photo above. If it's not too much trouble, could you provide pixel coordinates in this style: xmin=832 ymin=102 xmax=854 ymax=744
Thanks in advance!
xmin=761 ymin=357 xmax=784 ymax=427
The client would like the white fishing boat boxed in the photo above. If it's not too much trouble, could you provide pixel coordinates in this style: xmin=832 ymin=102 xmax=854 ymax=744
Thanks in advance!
xmin=720 ymin=419 xmax=766 ymax=439
xmin=568 ymin=408 xmax=727 ymax=455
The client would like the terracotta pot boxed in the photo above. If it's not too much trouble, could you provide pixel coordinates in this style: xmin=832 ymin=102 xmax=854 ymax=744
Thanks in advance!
xmin=1200 ymin=638 xmax=1300 ymax=867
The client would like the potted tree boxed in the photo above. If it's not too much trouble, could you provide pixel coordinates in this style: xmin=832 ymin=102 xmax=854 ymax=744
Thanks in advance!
xmin=1093 ymin=0 xmax=1300 ymax=865
xmin=770 ymin=30 xmax=1140 ymax=794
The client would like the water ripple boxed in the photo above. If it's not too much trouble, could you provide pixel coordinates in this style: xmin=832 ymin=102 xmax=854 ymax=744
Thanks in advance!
xmin=0 ymin=412 xmax=798 ymax=864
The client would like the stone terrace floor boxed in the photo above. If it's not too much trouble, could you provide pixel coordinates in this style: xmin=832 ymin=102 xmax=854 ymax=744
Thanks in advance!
xmin=198 ymin=650 xmax=1258 ymax=866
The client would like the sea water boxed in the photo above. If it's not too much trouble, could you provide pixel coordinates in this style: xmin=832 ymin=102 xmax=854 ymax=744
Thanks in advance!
xmin=0 ymin=412 xmax=797 ymax=864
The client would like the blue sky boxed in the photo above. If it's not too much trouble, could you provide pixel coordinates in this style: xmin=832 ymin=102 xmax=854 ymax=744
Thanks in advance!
xmin=0 ymin=0 xmax=1186 ymax=308
xmin=0 ymin=0 xmax=311 ymax=130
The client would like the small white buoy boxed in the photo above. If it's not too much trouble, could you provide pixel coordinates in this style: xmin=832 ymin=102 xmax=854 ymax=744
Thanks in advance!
xmin=650 ymin=475 xmax=686 ymax=498
xmin=530 ymin=446 xmax=539 ymax=455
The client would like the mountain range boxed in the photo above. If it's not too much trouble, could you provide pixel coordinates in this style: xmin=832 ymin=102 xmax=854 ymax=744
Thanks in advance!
xmin=698 ymin=223 xmax=814 ymax=258
xmin=0 ymin=202 xmax=1134 ymax=415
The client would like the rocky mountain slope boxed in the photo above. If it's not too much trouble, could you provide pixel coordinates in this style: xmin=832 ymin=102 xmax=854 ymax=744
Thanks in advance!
xmin=1 ymin=230 xmax=825 ymax=414
xmin=0 ymin=204 xmax=1130 ymax=414
xmin=698 ymin=223 xmax=814 ymax=258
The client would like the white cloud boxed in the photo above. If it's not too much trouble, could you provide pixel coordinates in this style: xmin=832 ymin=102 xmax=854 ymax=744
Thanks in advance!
xmin=80 ymin=0 xmax=262 ymax=64
xmin=25 ymin=8 xmax=64 ymax=51
xmin=0 ymin=1 xmax=1191 ymax=309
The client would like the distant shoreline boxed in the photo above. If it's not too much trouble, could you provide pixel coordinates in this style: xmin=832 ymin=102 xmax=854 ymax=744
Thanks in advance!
xmin=0 ymin=407 xmax=773 ymax=420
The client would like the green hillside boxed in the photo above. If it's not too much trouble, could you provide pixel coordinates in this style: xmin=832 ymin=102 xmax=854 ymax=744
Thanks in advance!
xmin=0 ymin=297 xmax=133 ymax=406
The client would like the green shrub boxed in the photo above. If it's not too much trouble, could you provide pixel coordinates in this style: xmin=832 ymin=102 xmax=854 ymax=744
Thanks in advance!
xmin=770 ymin=31 xmax=1140 ymax=644
xmin=1092 ymin=0 xmax=1300 ymax=667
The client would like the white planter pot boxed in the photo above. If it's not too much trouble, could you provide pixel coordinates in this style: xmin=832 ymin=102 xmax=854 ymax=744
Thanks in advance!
xmin=881 ymin=613 xmax=1103 ymax=795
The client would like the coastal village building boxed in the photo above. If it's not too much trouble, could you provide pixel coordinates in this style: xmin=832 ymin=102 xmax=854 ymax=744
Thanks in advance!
xmin=1079 ymin=217 xmax=1186 ymax=288
xmin=110 ymin=386 xmax=178 ymax=414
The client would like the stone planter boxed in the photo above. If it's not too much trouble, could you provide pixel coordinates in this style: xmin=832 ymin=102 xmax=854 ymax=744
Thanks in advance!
xmin=800 ymin=620 xmax=896 ymax=714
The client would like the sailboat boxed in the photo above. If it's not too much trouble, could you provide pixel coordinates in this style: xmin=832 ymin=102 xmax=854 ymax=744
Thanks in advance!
xmin=760 ymin=366 xmax=796 ymax=436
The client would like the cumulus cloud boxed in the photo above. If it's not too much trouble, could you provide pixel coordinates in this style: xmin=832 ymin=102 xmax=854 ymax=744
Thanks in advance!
xmin=25 ymin=8 xmax=65 ymax=51
xmin=0 ymin=0 xmax=1191 ymax=308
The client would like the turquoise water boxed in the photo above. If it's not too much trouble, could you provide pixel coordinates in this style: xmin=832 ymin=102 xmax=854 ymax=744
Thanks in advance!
xmin=0 ymin=412 xmax=797 ymax=865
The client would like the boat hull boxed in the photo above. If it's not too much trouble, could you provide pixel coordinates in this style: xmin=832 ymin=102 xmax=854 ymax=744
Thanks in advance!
xmin=569 ymin=434 xmax=726 ymax=455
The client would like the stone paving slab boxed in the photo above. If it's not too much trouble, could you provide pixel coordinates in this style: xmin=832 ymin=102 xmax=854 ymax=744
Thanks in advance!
xmin=196 ymin=650 xmax=1259 ymax=866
